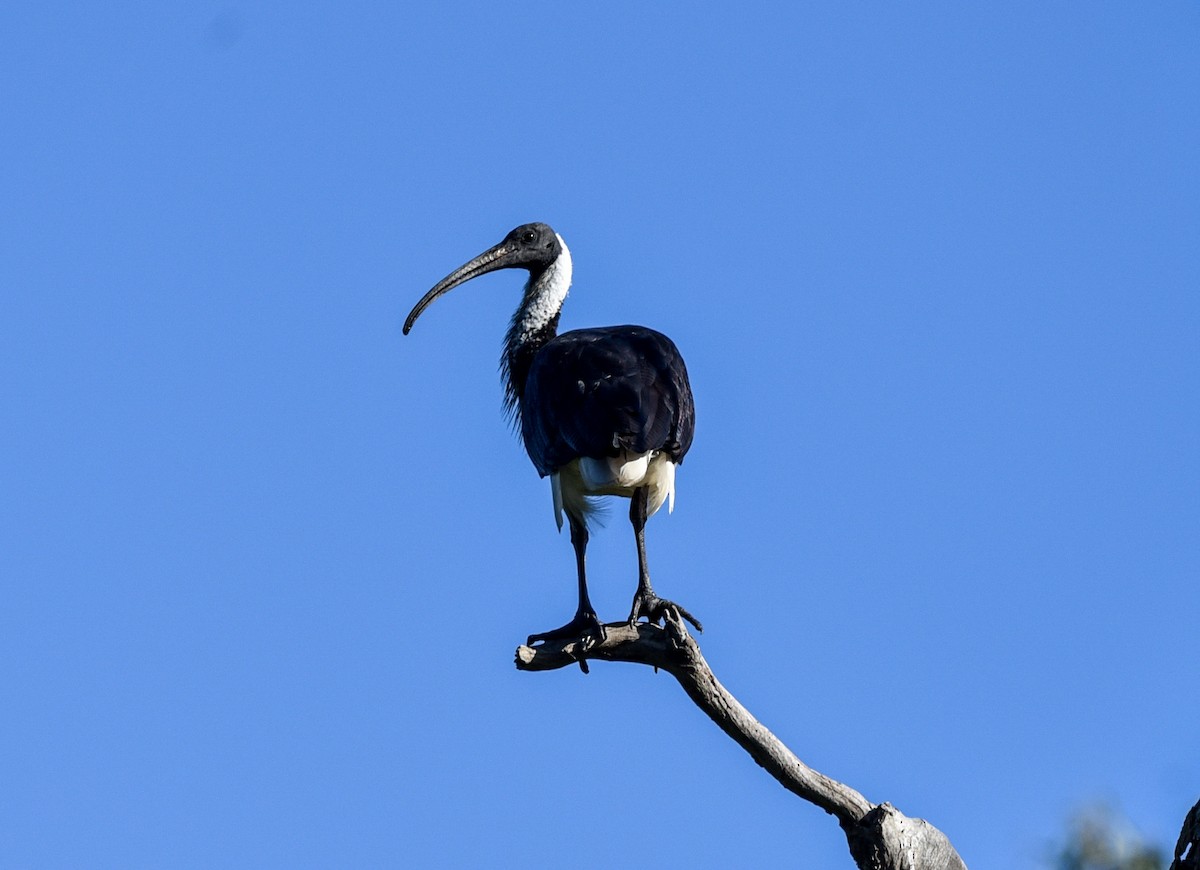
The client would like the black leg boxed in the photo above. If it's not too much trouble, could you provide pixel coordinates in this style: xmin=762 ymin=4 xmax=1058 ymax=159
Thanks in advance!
xmin=626 ymin=487 xmax=703 ymax=632
xmin=629 ymin=486 xmax=653 ymax=606
xmin=526 ymin=513 xmax=604 ymax=646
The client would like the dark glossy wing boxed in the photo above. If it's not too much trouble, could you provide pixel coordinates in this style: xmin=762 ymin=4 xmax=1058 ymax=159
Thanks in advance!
xmin=520 ymin=326 xmax=695 ymax=477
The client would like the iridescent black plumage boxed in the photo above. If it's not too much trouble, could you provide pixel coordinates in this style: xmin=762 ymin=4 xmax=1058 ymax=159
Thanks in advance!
xmin=519 ymin=325 xmax=694 ymax=477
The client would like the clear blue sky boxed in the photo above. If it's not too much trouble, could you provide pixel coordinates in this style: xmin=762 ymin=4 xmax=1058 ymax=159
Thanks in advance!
xmin=2 ymin=2 xmax=1197 ymax=867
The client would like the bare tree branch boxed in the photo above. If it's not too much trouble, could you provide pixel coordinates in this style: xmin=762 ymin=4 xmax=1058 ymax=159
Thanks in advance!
xmin=515 ymin=612 xmax=967 ymax=870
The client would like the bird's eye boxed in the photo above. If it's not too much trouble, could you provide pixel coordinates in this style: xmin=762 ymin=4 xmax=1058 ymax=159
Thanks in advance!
xmin=522 ymin=231 xmax=536 ymax=243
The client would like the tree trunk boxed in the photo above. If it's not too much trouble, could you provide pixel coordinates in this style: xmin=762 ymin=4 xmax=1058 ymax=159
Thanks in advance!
xmin=1172 ymin=798 xmax=1200 ymax=870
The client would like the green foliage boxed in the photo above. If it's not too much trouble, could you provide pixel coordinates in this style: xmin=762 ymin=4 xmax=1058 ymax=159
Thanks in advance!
xmin=1053 ymin=806 xmax=1165 ymax=870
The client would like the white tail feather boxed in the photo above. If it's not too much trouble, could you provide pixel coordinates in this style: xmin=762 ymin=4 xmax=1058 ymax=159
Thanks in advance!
xmin=551 ymin=453 xmax=678 ymax=529
xmin=551 ymin=472 xmax=564 ymax=532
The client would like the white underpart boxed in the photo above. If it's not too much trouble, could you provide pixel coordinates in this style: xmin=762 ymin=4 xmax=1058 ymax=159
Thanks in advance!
xmin=513 ymin=235 xmax=572 ymax=342
xmin=551 ymin=452 xmax=677 ymax=531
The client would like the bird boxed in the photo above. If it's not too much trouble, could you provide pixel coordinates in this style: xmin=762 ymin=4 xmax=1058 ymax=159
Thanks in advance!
xmin=404 ymin=222 xmax=700 ymax=646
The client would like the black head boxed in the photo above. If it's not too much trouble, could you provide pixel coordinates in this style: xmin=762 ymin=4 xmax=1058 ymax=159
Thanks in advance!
xmin=498 ymin=222 xmax=562 ymax=269
xmin=403 ymin=222 xmax=562 ymax=335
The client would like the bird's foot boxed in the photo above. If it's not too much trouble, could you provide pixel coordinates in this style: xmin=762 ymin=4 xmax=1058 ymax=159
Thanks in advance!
xmin=526 ymin=610 xmax=605 ymax=647
xmin=628 ymin=591 xmax=703 ymax=633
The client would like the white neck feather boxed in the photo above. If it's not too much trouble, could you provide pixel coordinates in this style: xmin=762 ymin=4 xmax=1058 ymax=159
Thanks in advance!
xmin=514 ymin=234 xmax=572 ymax=340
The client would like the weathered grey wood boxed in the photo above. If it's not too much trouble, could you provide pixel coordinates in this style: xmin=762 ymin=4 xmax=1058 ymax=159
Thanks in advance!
xmin=1172 ymin=798 xmax=1200 ymax=870
xmin=515 ymin=611 xmax=967 ymax=870
xmin=845 ymin=803 xmax=966 ymax=870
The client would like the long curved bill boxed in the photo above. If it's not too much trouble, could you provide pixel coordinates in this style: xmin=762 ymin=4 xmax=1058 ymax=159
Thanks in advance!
xmin=403 ymin=241 xmax=516 ymax=335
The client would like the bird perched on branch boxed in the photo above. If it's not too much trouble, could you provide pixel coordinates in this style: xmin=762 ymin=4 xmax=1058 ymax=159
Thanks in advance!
xmin=404 ymin=223 xmax=700 ymax=645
